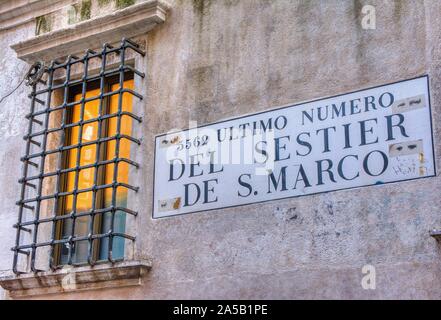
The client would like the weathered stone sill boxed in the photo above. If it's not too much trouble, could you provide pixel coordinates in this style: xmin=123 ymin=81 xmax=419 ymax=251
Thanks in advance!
xmin=0 ymin=260 xmax=151 ymax=298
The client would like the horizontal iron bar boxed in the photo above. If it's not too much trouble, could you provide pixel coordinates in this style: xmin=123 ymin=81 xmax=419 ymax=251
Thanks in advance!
xmin=15 ymin=206 xmax=138 ymax=227
xmin=19 ymin=157 xmax=138 ymax=183
xmin=18 ymin=181 xmax=138 ymax=204
xmin=13 ymin=232 xmax=135 ymax=250
xmin=27 ymin=88 xmax=143 ymax=117
xmin=25 ymin=111 xmax=142 ymax=139
xmin=21 ymin=134 xmax=141 ymax=161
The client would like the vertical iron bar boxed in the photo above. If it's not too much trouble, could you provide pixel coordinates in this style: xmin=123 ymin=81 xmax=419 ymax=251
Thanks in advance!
xmin=61 ymin=56 xmax=74 ymax=266
xmin=13 ymin=83 xmax=38 ymax=275
xmin=30 ymin=66 xmax=53 ymax=273
xmin=47 ymin=73 xmax=61 ymax=269
xmin=48 ymin=60 xmax=67 ymax=269
xmin=67 ymin=55 xmax=88 ymax=266
xmin=108 ymin=40 xmax=126 ymax=263
xmin=87 ymin=45 xmax=107 ymax=265
xmin=49 ymin=59 xmax=72 ymax=268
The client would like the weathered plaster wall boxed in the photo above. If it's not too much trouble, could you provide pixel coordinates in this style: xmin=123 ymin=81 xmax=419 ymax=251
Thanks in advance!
xmin=1 ymin=0 xmax=441 ymax=299
xmin=0 ymin=20 xmax=36 ymax=300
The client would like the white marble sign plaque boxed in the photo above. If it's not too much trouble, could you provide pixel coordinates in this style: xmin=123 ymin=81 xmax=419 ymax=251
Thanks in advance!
xmin=153 ymin=76 xmax=435 ymax=218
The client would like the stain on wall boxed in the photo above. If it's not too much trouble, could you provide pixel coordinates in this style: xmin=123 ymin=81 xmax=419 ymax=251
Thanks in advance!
xmin=36 ymin=0 xmax=138 ymax=35
xmin=68 ymin=0 xmax=92 ymax=25
xmin=116 ymin=0 xmax=136 ymax=10
xmin=35 ymin=15 xmax=53 ymax=35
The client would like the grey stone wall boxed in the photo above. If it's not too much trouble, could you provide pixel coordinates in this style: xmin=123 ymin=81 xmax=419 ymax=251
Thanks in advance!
xmin=0 ymin=20 xmax=35 ymax=300
xmin=1 ymin=0 xmax=441 ymax=299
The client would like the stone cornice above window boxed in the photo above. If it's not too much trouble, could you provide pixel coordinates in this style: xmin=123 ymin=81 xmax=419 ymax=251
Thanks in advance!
xmin=0 ymin=260 xmax=152 ymax=298
xmin=10 ymin=0 xmax=170 ymax=63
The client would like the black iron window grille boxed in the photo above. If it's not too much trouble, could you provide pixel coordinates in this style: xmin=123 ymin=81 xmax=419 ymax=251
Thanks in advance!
xmin=13 ymin=38 xmax=145 ymax=274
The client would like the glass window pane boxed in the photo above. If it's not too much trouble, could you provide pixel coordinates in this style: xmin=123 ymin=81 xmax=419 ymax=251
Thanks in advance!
xmin=100 ymin=79 xmax=134 ymax=261
xmin=60 ymin=88 xmax=100 ymax=264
